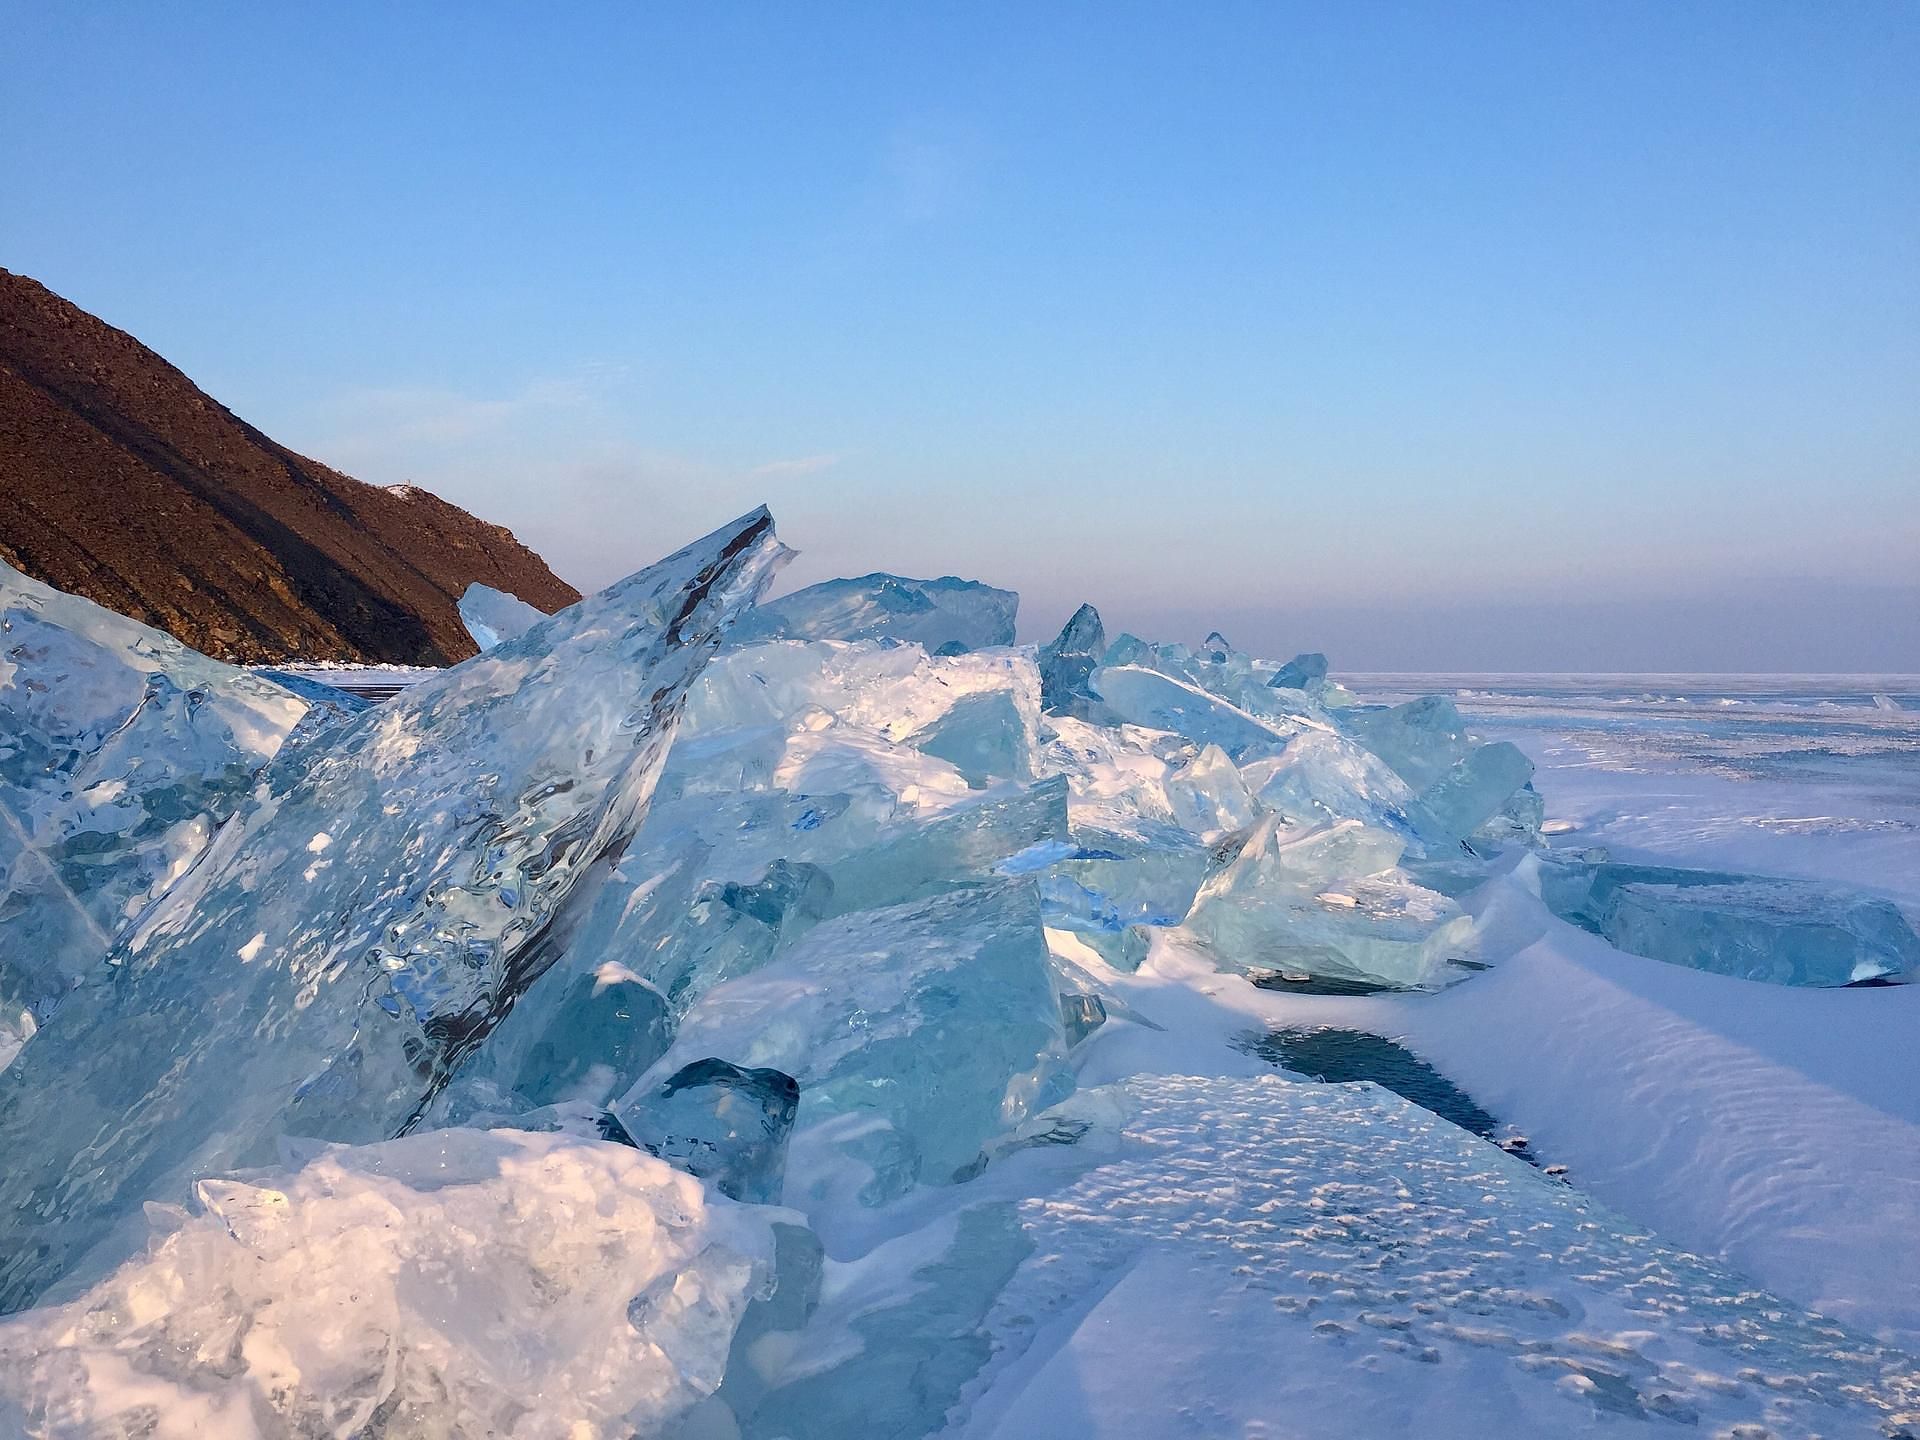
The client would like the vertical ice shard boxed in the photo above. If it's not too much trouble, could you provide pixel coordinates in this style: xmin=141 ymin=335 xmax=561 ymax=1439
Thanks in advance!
xmin=457 ymin=581 xmax=546 ymax=652
xmin=0 ymin=509 xmax=787 ymax=1312
xmin=1036 ymin=602 xmax=1105 ymax=718
xmin=1164 ymin=743 xmax=1262 ymax=841
xmin=736 ymin=573 xmax=1017 ymax=653
xmin=903 ymin=688 xmax=1034 ymax=787
xmin=620 ymin=1057 xmax=801 ymax=1203
xmin=0 ymin=558 xmax=308 ymax=1036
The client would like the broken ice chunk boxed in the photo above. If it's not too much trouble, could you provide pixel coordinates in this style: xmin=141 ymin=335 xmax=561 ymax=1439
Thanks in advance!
xmin=1089 ymin=664 xmax=1297 ymax=760
xmin=0 ymin=509 xmax=787 ymax=1312
xmin=1178 ymin=816 xmax=1472 ymax=987
xmin=487 ymin=961 xmax=675 ymax=1108
xmin=1268 ymin=651 xmax=1329 ymax=691
xmin=626 ymin=882 xmax=1070 ymax=1206
xmin=1541 ymin=860 xmax=1920 ymax=986
xmin=904 ymin=688 xmax=1033 ymax=787
xmin=736 ymin=573 xmax=1017 ymax=653
xmin=457 ymin=581 xmax=545 ymax=651
xmin=0 ymin=1128 xmax=775 ymax=1436
xmin=0 ymin=558 xmax=308 ymax=1023
xmin=1402 ymin=740 xmax=1535 ymax=846
xmin=1037 ymin=602 xmax=1106 ymax=718
xmin=1164 ymin=743 xmax=1262 ymax=841
xmin=1242 ymin=729 xmax=1416 ymax=833
xmin=1340 ymin=694 xmax=1473 ymax=790
xmin=618 ymin=1057 xmax=801 ymax=1204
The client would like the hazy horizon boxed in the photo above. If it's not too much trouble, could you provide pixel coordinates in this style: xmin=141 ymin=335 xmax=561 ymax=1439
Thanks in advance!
xmin=5 ymin=3 xmax=1915 ymax=669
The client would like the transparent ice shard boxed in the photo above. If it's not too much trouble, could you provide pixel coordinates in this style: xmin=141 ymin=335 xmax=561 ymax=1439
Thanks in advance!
xmin=1242 ymin=729 xmax=1416 ymax=832
xmin=1088 ymin=663 xmax=1297 ymax=760
xmin=1268 ymin=651 xmax=1329 ymax=691
xmin=0 ymin=558 xmax=308 ymax=1031
xmin=1163 ymin=743 xmax=1262 ymax=841
xmin=1339 ymin=694 xmax=1473 ymax=790
xmin=0 ymin=509 xmax=787 ymax=1312
xmin=457 ymin=581 xmax=546 ymax=651
xmin=904 ymin=687 xmax=1033 ymax=788
xmin=618 ymin=1057 xmax=801 ymax=1204
xmin=1036 ymin=602 xmax=1105 ymax=718
xmin=1402 ymin=740 xmax=1535 ymax=846
xmin=1178 ymin=816 xmax=1473 ymax=987
xmin=0 ymin=1128 xmax=775 ymax=1437
xmin=736 ymin=573 xmax=1017 ymax=653
xmin=625 ymin=882 xmax=1069 ymax=1206
xmin=1541 ymin=859 xmax=1920 ymax=986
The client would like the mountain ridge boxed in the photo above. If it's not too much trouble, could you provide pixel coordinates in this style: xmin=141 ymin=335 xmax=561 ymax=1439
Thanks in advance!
xmin=0 ymin=268 xmax=579 ymax=664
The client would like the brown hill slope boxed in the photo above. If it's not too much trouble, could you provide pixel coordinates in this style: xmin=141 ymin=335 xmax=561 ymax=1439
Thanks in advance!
xmin=0 ymin=268 xmax=579 ymax=664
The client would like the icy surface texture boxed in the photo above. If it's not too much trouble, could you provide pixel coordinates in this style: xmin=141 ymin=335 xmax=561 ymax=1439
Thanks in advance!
xmin=625 ymin=882 xmax=1069 ymax=1206
xmin=458 ymin=581 xmax=546 ymax=651
xmin=740 ymin=1075 xmax=1920 ymax=1440
xmin=1179 ymin=816 xmax=1474 ymax=987
xmin=906 ymin=688 xmax=1033 ymax=788
xmin=736 ymin=573 xmax=1017 ymax=653
xmin=0 ymin=1127 xmax=776 ymax=1440
xmin=0 ymin=509 xmax=787 ymax=1311
xmin=1243 ymin=729 xmax=1415 ymax=833
xmin=0 ymin=558 xmax=307 ymax=1028
xmin=621 ymin=1057 xmax=801 ymax=1203
xmin=1164 ymin=743 xmax=1261 ymax=841
xmin=1542 ymin=860 xmax=1920 ymax=986
xmin=1036 ymin=603 xmax=1106 ymax=719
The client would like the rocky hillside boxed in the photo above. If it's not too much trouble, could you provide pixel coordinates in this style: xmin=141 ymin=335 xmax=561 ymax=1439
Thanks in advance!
xmin=0 ymin=268 xmax=578 ymax=664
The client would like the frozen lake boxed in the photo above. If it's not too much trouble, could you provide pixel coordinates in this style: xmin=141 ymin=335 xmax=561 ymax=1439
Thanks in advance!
xmin=1342 ymin=673 xmax=1920 ymax=907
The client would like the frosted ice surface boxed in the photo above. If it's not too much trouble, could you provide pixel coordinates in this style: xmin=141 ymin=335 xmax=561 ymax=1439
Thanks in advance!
xmin=458 ymin=581 xmax=546 ymax=651
xmin=1542 ymin=860 xmax=1920 ymax=986
xmin=621 ymin=1056 xmax=801 ymax=1204
xmin=625 ymin=882 xmax=1069 ymax=1206
xmin=737 ymin=1076 xmax=1920 ymax=1440
xmin=736 ymin=573 xmax=1017 ymax=653
xmin=1036 ymin=603 xmax=1105 ymax=718
xmin=0 ymin=1127 xmax=776 ymax=1439
xmin=1178 ymin=815 xmax=1474 ymax=987
xmin=1268 ymin=650 xmax=1329 ymax=691
xmin=0 ymin=509 xmax=787 ymax=1311
xmin=0 ymin=558 xmax=308 ymax=1035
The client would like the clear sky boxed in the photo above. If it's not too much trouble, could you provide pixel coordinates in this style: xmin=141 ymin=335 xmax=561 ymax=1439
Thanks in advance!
xmin=4 ymin=3 xmax=1916 ymax=669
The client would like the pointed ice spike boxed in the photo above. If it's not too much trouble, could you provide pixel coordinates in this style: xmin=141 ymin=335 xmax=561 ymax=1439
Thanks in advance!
xmin=0 ymin=509 xmax=788 ymax=1314
xmin=457 ymin=582 xmax=546 ymax=652
xmin=1037 ymin=603 xmax=1106 ymax=717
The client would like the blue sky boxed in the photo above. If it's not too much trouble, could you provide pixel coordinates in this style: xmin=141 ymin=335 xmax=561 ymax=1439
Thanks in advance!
xmin=4 ymin=3 xmax=1915 ymax=668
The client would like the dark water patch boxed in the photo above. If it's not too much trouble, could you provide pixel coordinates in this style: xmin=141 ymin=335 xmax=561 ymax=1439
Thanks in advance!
xmin=1242 ymin=1027 xmax=1551 ymax=1173
xmin=1249 ymin=970 xmax=1402 ymax=997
